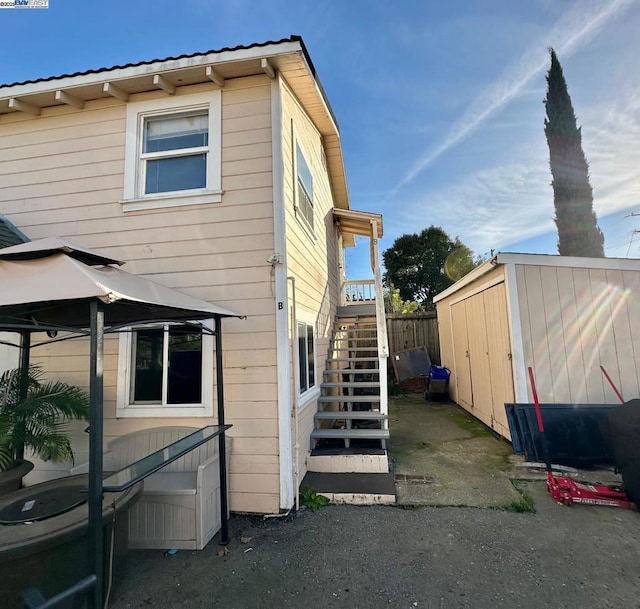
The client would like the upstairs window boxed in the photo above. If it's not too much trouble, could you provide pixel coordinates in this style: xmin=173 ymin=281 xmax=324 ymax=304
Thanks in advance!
xmin=295 ymin=143 xmax=314 ymax=230
xmin=123 ymin=91 xmax=222 ymax=210
xmin=142 ymin=112 xmax=208 ymax=195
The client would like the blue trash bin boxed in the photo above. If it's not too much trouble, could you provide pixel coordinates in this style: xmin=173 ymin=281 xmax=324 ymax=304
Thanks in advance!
xmin=425 ymin=365 xmax=450 ymax=400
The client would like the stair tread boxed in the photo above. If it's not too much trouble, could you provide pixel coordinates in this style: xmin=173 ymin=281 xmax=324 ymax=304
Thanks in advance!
xmin=321 ymin=381 xmax=380 ymax=388
xmin=326 ymin=357 xmax=378 ymax=364
xmin=314 ymin=411 xmax=387 ymax=420
xmin=319 ymin=395 xmax=381 ymax=402
xmin=311 ymin=428 xmax=390 ymax=439
xmin=324 ymin=369 xmax=380 ymax=375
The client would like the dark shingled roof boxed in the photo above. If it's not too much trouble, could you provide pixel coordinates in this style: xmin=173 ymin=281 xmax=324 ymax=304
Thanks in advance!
xmin=0 ymin=216 xmax=28 ymax=249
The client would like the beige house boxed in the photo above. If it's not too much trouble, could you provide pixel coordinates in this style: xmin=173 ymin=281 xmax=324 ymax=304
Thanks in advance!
xmin=0 ymin=36 xmax=389 ymax=514
xmin=434 ymin=253 xmax=640 ymax=439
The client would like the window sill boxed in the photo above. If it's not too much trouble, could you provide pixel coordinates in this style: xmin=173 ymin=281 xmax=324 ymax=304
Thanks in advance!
xmin=298 ymin=386 xmax=320 ymax=411
xmin=116 ymin=404 xmax=213 ymax=418
xmin=120 ymin=189 xmax=223 ymax=212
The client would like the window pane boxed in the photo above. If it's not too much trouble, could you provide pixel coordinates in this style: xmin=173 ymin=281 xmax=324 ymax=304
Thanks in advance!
xmin=167 ymin=326 xmax=202 ymax=404
xmin=297 ymin=181 xmax=314 ymax=229
xmin=144 ymin=113 xmax=208 ymax=153
xmin=133 ymin=328 xmax=164 ymax=402
xmin=307 ymin=325 xmax=315 ymax=388
xmin=145 ymin=154 xmax=206 ymax=194
xmin=298 ymin=322 xmax=307 ymax=393
xmin=296 ymin=145 xmax=313 ymax=199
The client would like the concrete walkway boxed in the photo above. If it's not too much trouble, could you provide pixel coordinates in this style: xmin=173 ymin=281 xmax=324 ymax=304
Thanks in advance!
xmin=389 ymin=396 xmax=522 ymax=508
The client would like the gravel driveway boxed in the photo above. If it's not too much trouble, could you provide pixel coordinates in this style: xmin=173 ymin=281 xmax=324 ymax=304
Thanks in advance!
xmin=110 ymin=481 xmax=640 ymax=609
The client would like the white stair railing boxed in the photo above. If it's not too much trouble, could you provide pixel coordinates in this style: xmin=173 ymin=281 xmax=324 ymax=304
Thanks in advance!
xmin=342 ymin=279 xmax=376 ymax=305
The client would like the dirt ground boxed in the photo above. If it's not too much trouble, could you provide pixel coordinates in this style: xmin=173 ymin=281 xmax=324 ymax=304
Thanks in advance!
xmin=108 ymin=395 xmax=640 ymax=609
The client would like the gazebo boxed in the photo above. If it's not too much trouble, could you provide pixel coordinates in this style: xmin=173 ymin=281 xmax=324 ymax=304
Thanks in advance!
xmin=0 ymin=237 xmax=242 ymax=608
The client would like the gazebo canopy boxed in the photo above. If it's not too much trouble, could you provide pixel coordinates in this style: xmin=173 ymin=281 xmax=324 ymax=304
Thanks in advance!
xmin=0 ymin=238 xmax=241 ymax=331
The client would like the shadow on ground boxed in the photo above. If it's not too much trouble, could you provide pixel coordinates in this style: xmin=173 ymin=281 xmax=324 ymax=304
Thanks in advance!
xmin=389 ymin=395 xmax=522 ymax=508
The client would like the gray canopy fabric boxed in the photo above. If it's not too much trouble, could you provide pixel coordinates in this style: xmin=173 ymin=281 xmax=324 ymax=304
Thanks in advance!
xmin=0 ymin=240 xmax=241 ymax=330
xmin=0 ymin=237 xmax=241 ymax=605
xmin=0 ymin=235 xmax=123 ymax=266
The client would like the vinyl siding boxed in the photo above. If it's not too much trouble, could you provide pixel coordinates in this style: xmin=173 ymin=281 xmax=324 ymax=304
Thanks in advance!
xmin=0 ymin=76 xmax=281 ymax=512
xmin=280 ymin=79 xmax=341 ymax=481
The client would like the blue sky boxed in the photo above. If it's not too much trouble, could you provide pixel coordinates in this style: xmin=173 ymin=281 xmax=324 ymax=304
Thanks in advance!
xmin=1 ymin=0 xmax=639 ymax=279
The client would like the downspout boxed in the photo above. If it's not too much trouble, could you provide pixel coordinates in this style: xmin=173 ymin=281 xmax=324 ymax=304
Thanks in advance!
xmin=271 ymin=73 xmax=294 ymax=510
xmin=287 ymin=276 xmax=300 ymax=511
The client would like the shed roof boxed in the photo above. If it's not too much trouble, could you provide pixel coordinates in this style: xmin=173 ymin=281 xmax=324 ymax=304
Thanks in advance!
xmin=433 ymin=252 xmax=640 ymax=304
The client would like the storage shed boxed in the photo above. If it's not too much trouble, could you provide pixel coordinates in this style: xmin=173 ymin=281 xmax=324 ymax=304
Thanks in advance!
xmin=434 ymin=253 xmax=640 ymax=440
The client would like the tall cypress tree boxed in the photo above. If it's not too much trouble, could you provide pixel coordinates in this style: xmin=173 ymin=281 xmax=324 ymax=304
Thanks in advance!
xmin=544 ymin=48 xmax=604 ymax=257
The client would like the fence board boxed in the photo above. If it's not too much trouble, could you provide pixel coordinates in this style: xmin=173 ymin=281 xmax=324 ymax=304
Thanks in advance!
xmin=386 ymin=313 xmax=440 ymax=366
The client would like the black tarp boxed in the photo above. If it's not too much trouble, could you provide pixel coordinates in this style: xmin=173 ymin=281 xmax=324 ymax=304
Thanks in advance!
xmin=505 ymin=403 xmax=619 ymax=467
xmin=608 ymin=399 xmax=640 ymax=504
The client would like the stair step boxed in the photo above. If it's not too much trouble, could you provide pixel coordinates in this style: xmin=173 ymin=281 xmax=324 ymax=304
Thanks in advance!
xmin=314 ymin=411 xmax=387 ymax=420
xmin=322 ymin=368 xmax=380 ymax=376
xmin=319 ymin=395 xmax=381 ymax=403
xmin=326 ymin=357 xmax=378 ymax=363
xmin=330 ymin=346 xmax=379 ymax=352
xmin=331 ymin=337 xmax=378 ymax=342
xmin=311 ymin=428 xmax=390 ymax=440
xmin=321 ymin=381 xmax=380 ymax=388
xmin=301 ymin=472 xmax=395 ymax=502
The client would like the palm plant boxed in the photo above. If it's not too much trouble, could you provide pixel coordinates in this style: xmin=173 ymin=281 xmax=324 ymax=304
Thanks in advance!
xmin=0 ymin=365 xmax=89 ymax=473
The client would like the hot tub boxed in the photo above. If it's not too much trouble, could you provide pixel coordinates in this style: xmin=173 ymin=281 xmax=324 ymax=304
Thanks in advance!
xmin=0 ymin=474 xmax=142 ymax=609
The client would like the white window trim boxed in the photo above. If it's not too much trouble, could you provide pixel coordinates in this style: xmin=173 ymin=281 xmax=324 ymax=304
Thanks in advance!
xmin=116 ymin=320 xmax=214 ymax=418
xmin=296 ymin=312 xmax=317 ymax=401
xmin=291 ymin=128 xmax=315 ymax=237
xmin=121 ymin=91 xmax=222 ymax=212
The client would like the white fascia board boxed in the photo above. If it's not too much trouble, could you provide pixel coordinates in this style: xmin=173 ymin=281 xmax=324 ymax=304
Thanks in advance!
xmin=433 ymin=256 xmax=499 ymax=303
xmin=495 ymin=252 xmax=640 ymax=271
xmin=0 ymin=41 xmax=304 ymax=100
xmin=296 ymin=47 xmax=340 ymax=138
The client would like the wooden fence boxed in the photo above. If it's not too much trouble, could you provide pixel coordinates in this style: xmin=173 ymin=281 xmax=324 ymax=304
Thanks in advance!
xmin=386 ymin=312 xmax=440 ymax=365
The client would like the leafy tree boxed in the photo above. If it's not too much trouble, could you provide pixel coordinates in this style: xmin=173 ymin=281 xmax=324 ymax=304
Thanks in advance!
xmin=544 ymin=48 xmax=604 ymax=257
xmin=382 ymin=226 xmax=477 ymax=309
xmin=383 ymin=287 xmax=421 ymax=314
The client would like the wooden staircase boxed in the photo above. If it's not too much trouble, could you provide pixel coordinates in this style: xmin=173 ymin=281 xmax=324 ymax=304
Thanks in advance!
xmin=310 ymin=313 xmax=389 ymax=451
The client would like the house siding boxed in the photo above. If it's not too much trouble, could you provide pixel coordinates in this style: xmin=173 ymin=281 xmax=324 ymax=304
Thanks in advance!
xmin=0 ymin=76 xmax=282 ymax=513
xmin=280 ymin=79 xmax=340 ymax=482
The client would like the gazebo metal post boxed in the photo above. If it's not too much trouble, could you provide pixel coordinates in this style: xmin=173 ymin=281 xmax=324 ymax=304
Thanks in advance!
xmin=215 ymin=316 xmax=229 ymax=545
xmin=16 ymin=331 xmax=31 ymax=462
xmin=88 ymin=299 xmax=105 ymax=609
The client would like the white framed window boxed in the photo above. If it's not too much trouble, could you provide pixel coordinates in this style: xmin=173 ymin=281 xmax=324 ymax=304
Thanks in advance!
xmin=122 ymin=91 xmax=222 ymax=212
xmin=297 ymin=320 xmax=316 ymax=395
xmin=294 ymin=142 xmax=314 ymax=231
xmin=116 ymin=321 xmax=214 ymax=418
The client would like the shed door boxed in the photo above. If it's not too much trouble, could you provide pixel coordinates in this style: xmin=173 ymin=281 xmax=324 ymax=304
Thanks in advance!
xmin=451 ymin=301 xmax=473 ymax=409
xmin=483 ymin=283 xmax=514 ymax=438
xmin=465 ymin=292 xmax=493 ymax=429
